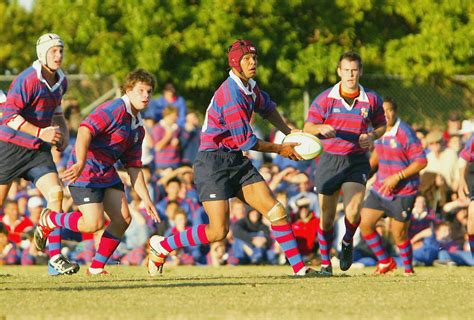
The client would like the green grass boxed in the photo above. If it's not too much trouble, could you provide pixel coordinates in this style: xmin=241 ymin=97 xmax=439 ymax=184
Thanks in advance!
xmin=0 ymin=265 xmax=472 ymax=319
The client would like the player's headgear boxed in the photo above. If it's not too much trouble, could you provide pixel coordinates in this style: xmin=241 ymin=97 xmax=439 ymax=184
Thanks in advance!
xmin=227 ymin=39 xmax=257 ymax=73
xmin=36 ymin=33 xmax=64 ymax=66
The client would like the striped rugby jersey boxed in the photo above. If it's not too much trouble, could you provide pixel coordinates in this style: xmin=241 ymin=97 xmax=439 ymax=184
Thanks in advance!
xmin=152 ymin=120 xmax=182 ymax=169
xmin=0 ymin=61 xmax=67 ymax=149
xmin=372 ymin=118 xmax=427 ymax=199
xmin=306 ymin=82 xmax=386 ymax=155
xmin=68 ymin=95 xmax=144 ymax=188
xmin=199 ymin=71 xmax=276 ymax=152
xmin=460 ymin=133 xmax=474 ymax=162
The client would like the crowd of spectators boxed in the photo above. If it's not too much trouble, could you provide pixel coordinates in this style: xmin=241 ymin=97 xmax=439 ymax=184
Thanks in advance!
xmin=0 ymin=87 xmax=473 ymax=269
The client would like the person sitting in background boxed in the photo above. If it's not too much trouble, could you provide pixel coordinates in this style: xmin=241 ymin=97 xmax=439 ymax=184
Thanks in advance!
xmin=26 ymin=196 xmax=44 ymax=225
xmin=156 ymin=177 xmax=191 ymax=221
xmin=0 ymin=222 xmax=19 ymax=265
xmin=152 ymin=106 xmax=182 ymax=170
xmin=144 ymin=83 xmax=187 ymax=127
xmin=231 ymin=209 xmax=274 ymax=265
xmin=1 ymin=199 xmax=33 ymax=245
xmin=443 ymin=112 xmax=462 ymax=143
xmin=180 ymin=111 xmax=201 ymax=165
xmin=411 ymin=222 xmax=457 ymax=266
xmin=424 ymin=129 xmax=459 ymax=192
xmin=164 ymin=209 xmax=198 ymax=266
xmin=408 ymin=195 xmax=437 ymax=239
xmin=291 ymin=197 xmax=319 ymax=265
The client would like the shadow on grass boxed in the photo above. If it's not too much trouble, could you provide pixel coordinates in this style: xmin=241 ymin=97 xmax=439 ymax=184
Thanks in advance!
xmin=1 ymin=281 xmax=280 ymax=291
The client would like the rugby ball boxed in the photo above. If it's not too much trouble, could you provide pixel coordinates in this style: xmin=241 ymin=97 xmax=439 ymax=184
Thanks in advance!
xmin=282 ymin=132 xmax=323 ymax=160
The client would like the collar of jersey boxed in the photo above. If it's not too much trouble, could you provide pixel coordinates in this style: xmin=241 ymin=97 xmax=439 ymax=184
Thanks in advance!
xmin=327 ymin=81 xmax=369 ymax=110
xmin=229 ymin=70 xmax=256 ymax=95
xmin=121 ymin=94 xmax=143 ymax=129
xmin=32 ymin=60 xmax=65 ymax=92
xmin=383 ymin=117 xmax=401 ymax=137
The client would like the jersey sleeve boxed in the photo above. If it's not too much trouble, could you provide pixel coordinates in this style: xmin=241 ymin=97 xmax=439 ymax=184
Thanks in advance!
xmin=254 ymin=87 xmax=276 ymax=118
xmin=370 ymin=94 xmax=386 ymax=129
xmin=2 ymin=77 xmax=31 ymax=122
xmin=222 ymin=97 xmax=258 ymax=151
xmin=306 ymin=94 xmax=326 ymax=124
xmin=80 ymin=104 xmax=116 ymax=137
xmin=405 ymin=129 xmax=427 ymax=165
xmin=460 ymin=134 xmax=474 ymax=162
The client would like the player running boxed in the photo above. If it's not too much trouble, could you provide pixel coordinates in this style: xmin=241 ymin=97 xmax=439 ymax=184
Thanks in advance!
xmin=359 ymin=98 xmax=427 ymax=275
xmin=0 ymin=33 xmax=78 ymax=275
xmin=458 ymin=133 xmax=474 ymax=257
xmin=148 ymin=39 xmax=315 ymax=277
xmin=33 ymin=69 xmax=160 ymax=275
xmin=304 ymin=52 xmax=387 ymax=275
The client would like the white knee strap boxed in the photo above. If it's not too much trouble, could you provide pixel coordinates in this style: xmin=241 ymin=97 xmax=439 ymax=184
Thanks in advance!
xmin=267 ymin=202 xmax=287 ymax=223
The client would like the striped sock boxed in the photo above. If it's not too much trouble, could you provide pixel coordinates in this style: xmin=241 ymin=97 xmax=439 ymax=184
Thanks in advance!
xmin=160 ymin=224 xmax=209 ymax=253
xmin=343 ymin=217 xmax=360 ymax=244
xmin=362 ymin=231 xmax=390 ymax=264
xmin=49 ymin=211 xmax=82 ymax=232
xmin=48 ymin=228 xmax=61 ymax=258
xmin=271 ymin=223 xmax=305 ymax=274
xmin=397 ymin=240 xmax=413 ymax=272
xmin=90 ymin=230 xmax=121 ymax=269
xmin=318 ymin=227 xmax=334 ymax=266
xmin=469 ymin=234 xmax=474 ymax=257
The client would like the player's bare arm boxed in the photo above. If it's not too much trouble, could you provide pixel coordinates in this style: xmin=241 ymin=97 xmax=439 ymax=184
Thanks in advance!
xmin=6 ymin=115 xmax=62 ymax=145
xmin=127 ymin=167 xmax=160 ymax=222
xmin=458 ymin=159 xmax=469 ymax=200
xmin=264 ymin=109 xmax=292 ymax=135
xmin=51 ymin=113 xmax=69 ymax=151
xmin=303 ymin=122 xmax=336 ymax=138
xmin=359 ymin=125 xmax=386 ymax=149
xmin=61 ymin=126 xmax=92 ymax=184
xmin=379 ymin=159 xmax=427 ymax=196
xmin=251 ymin=139 xmax=303 ymax=161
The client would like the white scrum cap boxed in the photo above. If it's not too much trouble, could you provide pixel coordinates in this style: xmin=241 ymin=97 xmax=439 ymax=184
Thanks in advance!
xmin=36 ymin=33 xmax=64 ymax=65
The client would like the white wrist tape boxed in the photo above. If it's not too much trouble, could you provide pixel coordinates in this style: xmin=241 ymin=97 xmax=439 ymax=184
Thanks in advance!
xmin=6 ymin=114 xmax=27 ymax=130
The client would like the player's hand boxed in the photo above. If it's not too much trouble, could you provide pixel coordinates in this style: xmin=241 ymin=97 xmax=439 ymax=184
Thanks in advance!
xmin=279 ymin=142 xmax=303 ymax=161
xmin=290 ymin=128 xmax=302 ymax=134
xmin=359 ymin=133 xmax=374 ymax=149
xmin=38 ymin=126 xmax=62 ymax=145
xmin=458 ymin=179 xmax=470 ymax=201
xmin=318 ymin=125 xmax=336 ymax=138
xmin=379 ymin=174 xmax=400 ymax=196
xmin=143 ymin=200 xmax=160 ymax=223
xmin=60 ymin=162 xmax=85 ymax=185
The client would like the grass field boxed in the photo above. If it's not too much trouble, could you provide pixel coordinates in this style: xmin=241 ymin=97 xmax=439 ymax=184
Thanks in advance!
xmin=0 ymin=265 xmax=472 ymax=319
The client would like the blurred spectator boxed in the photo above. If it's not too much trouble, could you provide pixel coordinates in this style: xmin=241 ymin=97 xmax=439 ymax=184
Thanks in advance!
xmin=424 ymin=129 xmax=459 ymax=191
xmin=0 ymin=222 xmax=19 ymax=265
xmin=207 ymin=240 xmax=229 ymax=266
xmin=180 ymin=111 xmax=201 ymax=164
xmin=156 ymin=178 xmax=191 ymax=221
xmin=144 ymin=83 xmax=187 ymax=127
xmin=231 ymin=209 xmax=274 ymax=265
xmin=165 ymin=209 xmax=200 ymax=265
xmin=443 ymin=112 xmax=462 ymax=142
xmin=409 ymin=195 xmax=437 ymax=238
xmin=288 ymin=173 xmax=319 ymax=216
xmin=291 ymin=197 xmax=319 ymax=265
xmin=1 ymin=199 xmax=33 ymax=245
xmin=419 ymin=172 xmax=449 ymax=213
xmin=152 ymin=106 xmax=182 ymax=170
xmin=26 ymin=196 xmax=44 ymax=225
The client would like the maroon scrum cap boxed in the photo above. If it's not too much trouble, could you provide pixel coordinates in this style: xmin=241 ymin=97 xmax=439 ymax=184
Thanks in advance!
xmin=227 ymin=39 xmax=257 ymax=72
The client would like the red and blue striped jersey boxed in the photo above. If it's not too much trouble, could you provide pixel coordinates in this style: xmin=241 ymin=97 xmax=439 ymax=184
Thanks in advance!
xmin=0 ymin=61 xmax=67 ymax=149
xmin=373 ymin=119 xmax=427 ymax=198
xmin=200 ymin=71 xmax=276 ymax=152
xmin=68 ymin=95 xmax=144 ymax=188
xmin=306 ymin=82 xmax=386 ymax=155
xmin=152 ymin=121 xmax=182 ymax=168
xmin=460 ymin=133 xmax=474 ymax=162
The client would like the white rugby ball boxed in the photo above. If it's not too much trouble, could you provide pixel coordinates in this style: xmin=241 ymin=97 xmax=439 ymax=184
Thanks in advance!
xmin=282 ymin=132 xmax=323 ymax=160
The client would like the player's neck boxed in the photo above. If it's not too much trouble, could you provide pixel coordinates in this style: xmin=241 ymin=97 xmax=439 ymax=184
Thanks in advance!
xmin=339 ymin=83 xmax=360 ymax=98
xmin=41 ymin=65 xmax=58 ymax=86
xmin=232 ymin=69 xmax=250 ymax=86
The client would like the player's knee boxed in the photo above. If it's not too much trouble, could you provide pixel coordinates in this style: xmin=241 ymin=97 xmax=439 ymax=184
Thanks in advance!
xmin=207 ymin=224 xmax=228 ymax=242
xmin=266 ymin=202 xmax=287 ymax=224
xmin=82 ymin=217 xmax=105 ymax=233
xmin=46 ymin=186 xmax=63 ymax=209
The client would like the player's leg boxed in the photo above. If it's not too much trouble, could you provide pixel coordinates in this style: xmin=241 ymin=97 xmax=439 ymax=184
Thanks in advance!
xmin=148 ymin=199 xmax=223 ymax=275
xmin=237 ymin=181 xmax=308 ymax=276
xmin=467 ymin=200 xmax=474 ymax=257
xmin=316 ymin=192 xmax=339 ymax=274
xmin=339 ymin=182 xmax=365 ymax=271
xmin=88 ymin=188 xmax=129 ymax=274
xmin=391 ymin=219 xmax=413 ymax=274
xmin=0 ymin=182 xmax=13 ymax=206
